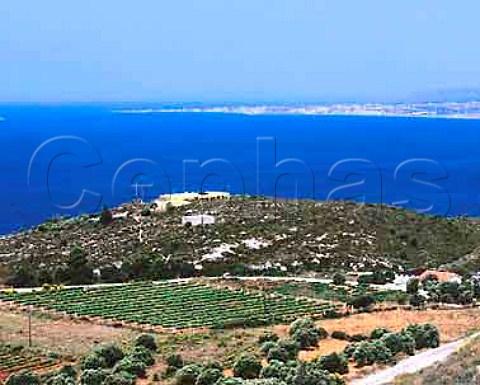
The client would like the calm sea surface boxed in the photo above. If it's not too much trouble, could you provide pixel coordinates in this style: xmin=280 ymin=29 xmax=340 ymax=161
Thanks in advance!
xmin=1 ymin=104 xmax=479 ymax=234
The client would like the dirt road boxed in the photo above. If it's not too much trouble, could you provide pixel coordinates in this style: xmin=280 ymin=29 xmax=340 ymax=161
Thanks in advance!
xmin=351 ymin=333 xmax=480 ymax=385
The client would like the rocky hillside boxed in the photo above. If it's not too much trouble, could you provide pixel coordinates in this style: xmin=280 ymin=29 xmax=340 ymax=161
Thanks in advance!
xmin=1 ymin=197 xmax=480 ymax=281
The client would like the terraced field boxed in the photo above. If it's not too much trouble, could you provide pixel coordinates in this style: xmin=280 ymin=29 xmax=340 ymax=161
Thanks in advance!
xmin=0 ymin=345 xmax=60 ymax=383
xmin=0 ymin=282 xmax=338 ymax=329
xmin=272 ymin=282 xmax=405 ymax=303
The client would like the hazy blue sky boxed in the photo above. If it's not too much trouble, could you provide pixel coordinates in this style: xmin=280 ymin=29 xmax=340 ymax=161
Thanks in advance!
xmin=0 ymin=1 xmax=479 ymax=103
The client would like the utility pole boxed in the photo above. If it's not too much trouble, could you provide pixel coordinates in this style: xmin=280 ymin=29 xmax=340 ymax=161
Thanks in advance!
xmin=28 ymin=306 xmax=33 ymax=348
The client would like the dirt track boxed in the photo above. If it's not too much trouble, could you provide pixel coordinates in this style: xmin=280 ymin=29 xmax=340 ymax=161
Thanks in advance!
xmin=350 ymin=333 xmax=480 ymax=385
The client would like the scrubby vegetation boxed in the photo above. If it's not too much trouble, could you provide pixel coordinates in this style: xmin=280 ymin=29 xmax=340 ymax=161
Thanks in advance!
xmin=3 ymin=334 xmax=157 ymax=385
xmin=0 ymin=344 xmax=61 ymax=383
xmin=288 ymin=318 xmax=328 ymax=349
xmin=405 ymin=276 xmax=480 ymax=307
xmin=3 ymin=197 xmax=480 ymax=287
xmin=272 ymin=281 xmax=405 ymax=306
xmin=343 ymin=323 xmax=440 ymax=368
xmin=161 ymin=317 xmax=350 ymax=384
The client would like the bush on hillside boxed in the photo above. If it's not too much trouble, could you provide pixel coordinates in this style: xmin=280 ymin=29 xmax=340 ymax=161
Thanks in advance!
xmin=128 ymin=346 xmax=154 ymax=366
xmin=348 ymin=334 xmax=369 ymax=343
xmin=379 ymin=333 xmax=408 ymax=356
xmin=103 ymin=372 xmax=135 ymax=385
xmin=195 ymin=368 xmax=223 ymax=385
xmin=135 ymin=334 xmax=157 ymax=351
xmin=93 ymin=344 xmax=124 ymax=368
xmin=398 ymin=332 xmax=416 ymax=356
xmin=315 ymin=352 xmax=349 ymax=374
xmin=332 ymin=273 xmax=346 ymax=286
xmin=233 ymin=353 xmax=262 ymax=380
xmin=213 ymin=378 xmax=244 ymax=385
xmin=56 ymin=366 xmax=77 ymax=379
xmin=352 ymin=340 xmax=392 ymax=367
xmin=81 ymin=354 xmax=107 ymax=370
xmin=358 ymin=271 xmax=395 ymax=285
xmin=349 ymin=295 xmax=376 ymax=310
xmin=404 ymin=324 xmax=440 ymax=349
xmin=101 ymin=206 xmax=113 ymax=226
xmin=46 ymin=375 xmax=75 ymax=385
xmin=288 ymin=318 xmax=327 ymax=349
xmin=266 ymin=340 xmax=299 ymax=362
xmin=114 ymin=358 xmax=147 ymax=378
xmin=330 ymin=331 xmax=349 ymax=341
xmin=370 ymin=328 xmax=391 ymax=340
xmin=260 ymin=360 xmax=284 ymax=379
xmin=6 ymin=372 xmax=40 ymax=385
xmin=258 ymin=332 xmax=279 ymax=344
xmin=409 ymin=294 xmax=427 ymax=308
xmin=342 ymin=343 xmax=358 ymax=359
xmin=290 ymin=363 xmax=344 ymax=385
xmin=80 ymin=369 xmax=107 ymax=385
xmin=260 ymin=342 xmax=278 ymax=356
xmin=406 ymin=278 xmax=420 ymax=295
xmin=167 ymin=353 xmax=184 ymax=369
xmin=175 ymin=365 xmax=203 ymax=385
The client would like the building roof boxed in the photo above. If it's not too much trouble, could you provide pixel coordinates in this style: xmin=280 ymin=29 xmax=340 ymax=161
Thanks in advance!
xmin=418 ymin=270 xmax=461 ymax=283
xmin=158 ymin=191 xmax=230 ymax=202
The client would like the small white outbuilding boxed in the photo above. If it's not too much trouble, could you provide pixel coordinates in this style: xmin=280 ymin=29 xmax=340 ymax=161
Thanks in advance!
xmin=182 ymin=214 xmax=215 ymax=226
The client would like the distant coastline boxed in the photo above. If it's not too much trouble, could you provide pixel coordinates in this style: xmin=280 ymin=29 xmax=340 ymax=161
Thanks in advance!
xmin=114 ymin=102 xmax=480 ymax=120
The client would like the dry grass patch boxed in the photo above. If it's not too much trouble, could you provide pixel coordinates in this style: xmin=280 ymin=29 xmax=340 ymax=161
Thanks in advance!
xmin=317 ymin=308 xmax=480 ymax=343
xmin=0 ymin=308 xmax=137 ymax=357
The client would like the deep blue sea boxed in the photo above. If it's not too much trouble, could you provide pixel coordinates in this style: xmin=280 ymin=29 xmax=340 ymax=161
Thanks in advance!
xmin=1 ymin=104 xmax=480 ymax=235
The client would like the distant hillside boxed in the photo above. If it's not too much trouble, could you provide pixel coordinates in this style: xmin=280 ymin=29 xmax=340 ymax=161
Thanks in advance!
xmin=1 ymin=197 xmax=480 ymax=284
xmin=408 ymin=88 xmax=480 ymax=103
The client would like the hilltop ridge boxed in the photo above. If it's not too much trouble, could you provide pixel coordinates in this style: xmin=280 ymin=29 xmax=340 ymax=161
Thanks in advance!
xmin=1 ymin=196 xmax=480 ymax=285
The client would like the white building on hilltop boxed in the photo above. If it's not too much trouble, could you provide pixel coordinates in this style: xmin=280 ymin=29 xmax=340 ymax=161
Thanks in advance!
xmin=155 ymin=191 xmax=231 ymax=212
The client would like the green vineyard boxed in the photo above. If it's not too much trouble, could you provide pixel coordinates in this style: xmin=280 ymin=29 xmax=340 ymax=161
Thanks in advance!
xmin=0 ymin=345 xmax=60 ymax=383
xmin=0 ymin=281 xmax=338 ymax=329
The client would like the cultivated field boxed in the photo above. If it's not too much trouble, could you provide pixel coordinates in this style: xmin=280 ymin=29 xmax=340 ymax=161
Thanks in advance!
xmin=0 ymin=281 xmax=338 ymax=330
xmin=0 ymin=345 xmax=61 ymax=383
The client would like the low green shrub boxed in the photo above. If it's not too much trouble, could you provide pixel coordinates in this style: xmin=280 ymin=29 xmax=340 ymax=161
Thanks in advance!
xmin=103 ymin=371 xmax=135 ymax=385
xmin=315 ymin=352 xmax=349 ymax=374
xmin=196 ymin=368 xmax=223 ymax=385
xmin=175 ymin=365 xmax=203 ymax=385
xmin=260 ymin=342 xmax=277 ymax=356
xmin=348 ymin=334 xmax=369 ymax=342
xmin=135 ymin=334 xmax=157 ymax=351
xmin=93 ymin=344 xmax=124 ymax=368
xmin=288 ymin=318 xmax=327 ymax=349
xmin=114 ymin=357 xmax=147 ymax=378
xmin=404 ymin=324 xmax=440 ymax=349
xmin=352 ymin=340 xmax=392 ymax=367
xmin=80 ymin=369 xmax=107 ymax=385
xmin=128 ymin=346 xmax=154 ymax=366
xmin=81 ymin=354 xmax=107 ymax=370
xmin=233 ymin=353 xmax=262 ymax=380
xmin=6 ymin=372 xmax=40 ymax=385
xmin=330 ymin=331 xmax=349 ymax=341
xmin=167 ymin=353 xmax=185 ymax=369
xmin=258 ymin=332 xmax=279 ymax=344
xmin=370 ymin=328 xmax=391 ymax=340
xmin=213 ymin=378 xmax=244 ymax=385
